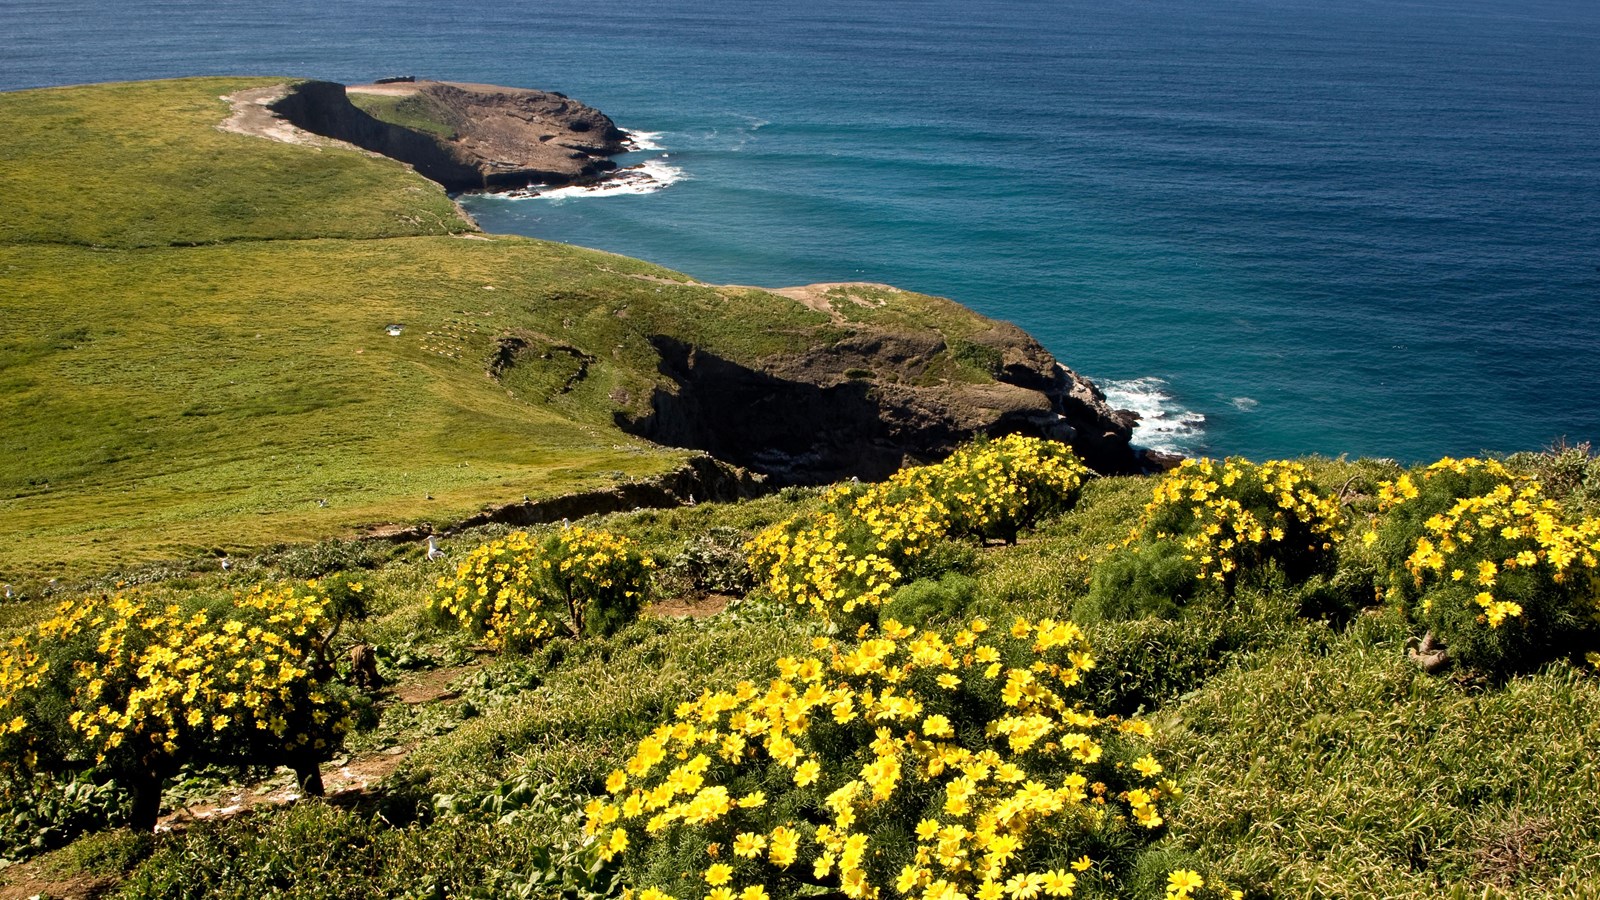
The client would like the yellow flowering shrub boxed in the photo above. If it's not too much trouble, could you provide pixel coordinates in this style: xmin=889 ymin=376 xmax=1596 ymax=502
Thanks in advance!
xmin=1369 ymin=457 xmax=1600 ymax=674
xmin=0 ymin=584 xmax=354 ymax=830
xmin=433 ymin=525 xmax=654 ymax=651
xmin=1133 ymin=458 xmax=1343 ymax=589
xmin=586 ymin=616 xmax=1182 ymax=900
xmin=747 ymin=437 xmax=1089 ymax=624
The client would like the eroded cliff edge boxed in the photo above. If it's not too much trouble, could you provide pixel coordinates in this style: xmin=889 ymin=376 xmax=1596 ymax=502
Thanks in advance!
xmin=266 ymin=79 xmax=627 ymax=191
xmin=611 ymin=288 xmax=1141 ymax=484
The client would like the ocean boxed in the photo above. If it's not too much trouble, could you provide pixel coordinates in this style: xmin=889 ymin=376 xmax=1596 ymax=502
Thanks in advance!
xmin=5 ymin=0 xmax=1598 ymax=460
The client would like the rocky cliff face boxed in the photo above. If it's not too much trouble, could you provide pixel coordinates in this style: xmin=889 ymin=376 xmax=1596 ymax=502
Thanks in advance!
xmin=267 ymin=80 xmax=626 ymax=191
xmin=616 ymin=296 xmax=1144 ymax=484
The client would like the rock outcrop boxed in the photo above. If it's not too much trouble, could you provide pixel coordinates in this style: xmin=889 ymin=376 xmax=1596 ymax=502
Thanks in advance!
xmin=617 ymin=293 xmax=1144 ymax=484
xmin=266 ymin=79 xmax=626 ymax=191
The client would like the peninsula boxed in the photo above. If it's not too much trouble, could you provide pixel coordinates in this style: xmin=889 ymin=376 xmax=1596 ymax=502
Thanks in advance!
xmin=0 ymin=76 xmax=1141 ymax=583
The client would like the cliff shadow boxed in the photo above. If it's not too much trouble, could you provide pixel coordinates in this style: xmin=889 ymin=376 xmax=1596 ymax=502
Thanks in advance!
xmin=617 ymin=336 xmax=964 ymax=486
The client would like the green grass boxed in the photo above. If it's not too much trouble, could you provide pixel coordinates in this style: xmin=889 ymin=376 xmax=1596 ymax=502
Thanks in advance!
xmin=0 ymin=78 xmax=473 ymax=248
xmin=347 ymin=91 xmax=459 ymax=139
xmin=0 ymin=78 xmax=1013 ymax=581
xmin=1155 ymin=630 xmax=1600 ymax=897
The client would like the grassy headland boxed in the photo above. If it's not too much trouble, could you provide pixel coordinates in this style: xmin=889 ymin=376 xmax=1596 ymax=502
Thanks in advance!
xmin=3 ymin=77 xmax=1598 ymax=900
xmin=0 ymin=78 xmax=1030 ymax=583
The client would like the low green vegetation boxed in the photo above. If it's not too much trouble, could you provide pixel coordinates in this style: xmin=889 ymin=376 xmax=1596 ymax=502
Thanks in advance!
xmin=0 ymin=78 xmax=1014 ymax=584
xmin=0 ymin=77 xmax=472 ymax=248
xmin=347 ymin=90 xmax=460 ymax=139
xmin=3 ymin=443 xmax=1599 ymax=899
xmin=6 ymin=76 xmax=1600 ymax=899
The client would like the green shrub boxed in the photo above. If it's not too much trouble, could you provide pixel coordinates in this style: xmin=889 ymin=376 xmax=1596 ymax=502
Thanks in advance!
xmin=588 ymin=616 xmax=1184 ymax=900
xmin=118 ymin=799 xmax=619 ymax=900
xmin=49 ymin=826 xmax=153 ymax=877
xmin=1367 ymin=457 xmax=1600 ymax=675
xmin=0 ymin=585 xmax=356 ymax=831
xmin=1080 ymin=543 xmax=1200 ymax=622
xmin=667 ymin=527 xmax=756 ymax=595
xmin=0 ymin=771 xmax=129 ymax=861
xmin=117 ymin=801 xmax=386 ymax=900
xmin=432 ymin=525 xmax=654 ymax=652
xmin=890 ymin=573 xmax=980 ymax=626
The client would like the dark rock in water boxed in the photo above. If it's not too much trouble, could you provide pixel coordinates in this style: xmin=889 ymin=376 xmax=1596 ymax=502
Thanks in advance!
xmin=266 ymin=79 xmax=627 ymax=191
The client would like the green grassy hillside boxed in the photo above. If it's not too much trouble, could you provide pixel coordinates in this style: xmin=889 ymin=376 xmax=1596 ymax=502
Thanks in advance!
xmin=0 ymin=78 xmax=1019 ymax=582
xmin=4 ymin=449 xmax=1598 ymax=899
xmin=8 ymin=77 xmax=1596 ymax=900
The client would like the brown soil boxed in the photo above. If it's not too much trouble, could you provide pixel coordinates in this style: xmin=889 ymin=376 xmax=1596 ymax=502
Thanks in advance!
xmin=0 ymin=865 xmax=118 ymax=900
xmin=393 ymin=663 xmax=480 ymax=705
xmin=148 ymin=662 xmax=481 ymax=831
xmin=649 ymin=592 xmax=735 ymax=619
xmin=217 ymin=84 xmax=361 ymax=150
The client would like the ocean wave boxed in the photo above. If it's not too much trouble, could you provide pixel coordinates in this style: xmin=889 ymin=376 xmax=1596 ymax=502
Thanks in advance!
xmin=1099 ymin=376 xmax=1207 ymax=454
xmin=1231 ymin=396 xmax=1259 ymax=411
xmin=623 ymin=129 xmax=665 ymax=152
xmin=500 ymin=159 xmax=688 ymax=201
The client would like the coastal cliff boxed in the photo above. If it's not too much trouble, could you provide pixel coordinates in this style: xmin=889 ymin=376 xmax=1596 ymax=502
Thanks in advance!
xmin=619 ymin=291 xmax=1141 ymax=484
xmin=267 ymin=79 xmax=627 ymax=191
xmin=0 ymin=76 xmax=1146 ymax=578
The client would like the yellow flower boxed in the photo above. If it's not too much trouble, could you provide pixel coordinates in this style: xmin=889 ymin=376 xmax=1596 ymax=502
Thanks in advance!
xmin=1166 ymin=869 xmax=1204 ymax=896
xmin=733 ymin=832 xmax=767 ymax=858
xmin=795 ymin=759 xmax=821 ymax=787
xmin=704 ymin=864 xmax=733 ymax=886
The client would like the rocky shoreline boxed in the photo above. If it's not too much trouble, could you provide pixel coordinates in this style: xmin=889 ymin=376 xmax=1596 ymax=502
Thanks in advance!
xmin=227 ymin=78 xmax=1158 ymax=478
xmin=263 ymin=79 xmax=631 ymax=192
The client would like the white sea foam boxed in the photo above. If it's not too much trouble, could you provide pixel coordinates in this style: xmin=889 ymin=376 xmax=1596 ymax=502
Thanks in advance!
xmin=1100 ymin=376 xmax=1207 ymax=454
xmin=499 ymin=159 xmax=688 ymax=201
xmin=623 ymin=129 xmax=666 ymax=151
xmin=1231 ymin=396 xmax=1259 ymax=411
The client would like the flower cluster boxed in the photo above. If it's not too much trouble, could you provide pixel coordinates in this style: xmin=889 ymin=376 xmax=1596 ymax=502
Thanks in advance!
xmin=1368 ymin=457 xmax=1600 ymax=670
xmin=1134 ymin=458 xmax=1343 ymax=586
xmin=747 ymin=437 xmax=1088 ymax=623
xmin=589 ymin=616 xmax=1178 ymax=900
xmin=1163 ymin=869 xmax=1239 ymax=900
xmin=433 ymin=525 xmax=653 ymax=650
xmin=0 ymin=584 xmax=352 ymax=784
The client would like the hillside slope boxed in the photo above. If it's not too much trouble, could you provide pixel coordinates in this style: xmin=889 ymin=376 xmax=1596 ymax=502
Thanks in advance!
xmin=0 ymin=77 xmax=1136 ymax=582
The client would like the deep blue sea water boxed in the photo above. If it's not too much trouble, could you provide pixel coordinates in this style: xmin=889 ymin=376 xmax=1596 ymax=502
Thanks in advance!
xmin=5 ymin=0 xmax=1599 ymax=460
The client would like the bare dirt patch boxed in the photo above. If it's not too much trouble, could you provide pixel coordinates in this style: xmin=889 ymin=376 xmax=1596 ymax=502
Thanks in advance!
xmin=0 ymin=866 xmax=118 ymax=900
xmin=766 ymin=282 xmax=902 ymax=324
xmin=393 ymin=663 xmax=481 ymax=705
xmin=650 ymin=592 xmax=735 ymax=619
xmin=217 ymin=84 xmax=362 ymax=150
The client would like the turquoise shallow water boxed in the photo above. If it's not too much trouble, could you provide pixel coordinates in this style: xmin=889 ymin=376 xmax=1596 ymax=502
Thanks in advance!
xmin=5 ymin=0 xmax=1598 ymax=459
